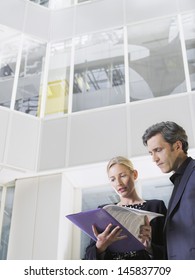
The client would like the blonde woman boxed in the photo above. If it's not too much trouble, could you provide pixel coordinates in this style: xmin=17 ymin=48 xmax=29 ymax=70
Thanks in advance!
xmin=84 ymin=156 xmax=167 ymax=260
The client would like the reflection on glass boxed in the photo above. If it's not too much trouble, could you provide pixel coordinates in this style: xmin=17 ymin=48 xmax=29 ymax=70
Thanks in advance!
xmin=72 ymin=28 xmax=125 ymax=112
xmin=29 ymin=0 xmax=94 ymax=9
xmin=81 ymin=186 xmax=118 ymax=259
xmin=45 ymin=40 xmax=71 ymax=116
xmin=0 ymin=25 xmax=21 ymax=109
xmin=49 ymin=0 xmax=94 ymax=9
xmin=0 ymin=186 xmax=15 ymax=260
xmin=127 ymin=16 xmax=186 ymax=101
xmin=14 ymin=37 xmax=46 ymax=116
xmin=182 ymin=12 xmax=195 ymax=91
xmin=49 ymin=0 xmax=74 ymax=9
xmin=0 ymin=186 xmax=2 ymax=212
xmin=29 ymin=0 xmax=50 ymax=7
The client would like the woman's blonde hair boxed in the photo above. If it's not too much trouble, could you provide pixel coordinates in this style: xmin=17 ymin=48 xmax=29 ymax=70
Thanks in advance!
xmin=107 ymin=156 xmax=134 ymax=173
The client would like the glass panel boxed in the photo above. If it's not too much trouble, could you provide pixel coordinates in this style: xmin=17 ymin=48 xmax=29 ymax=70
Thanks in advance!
xmin=14 ymin=37 xmax=47 ymax=116
xmin=182 ymin=12 xmax=195 ymax=91
xmin=45 ymin=40 xmax=71 ymax=117
xmin=127 ymin=16 xmax=186 ymax=101
xmin=0 ymin=186 xmax=2 ymax=211
xmin=49 ymin=0 xmax=96 ymax=9
xmin=77 ymin=0 xmax=92 ymax=4
xmin=72 ymin=28 xmax=125 ymax=112
xmin=81 ymin=185 xmax=117 ymax=259
xmin=29 ymin=0 xmax=50 ymax=7
xmin=0 ymin=186 xmax=15 ymax=260
xmin=49 ymin=0 xmax=74 ymax=8
xmin=0 ymin=25 xmax=21 ymax=109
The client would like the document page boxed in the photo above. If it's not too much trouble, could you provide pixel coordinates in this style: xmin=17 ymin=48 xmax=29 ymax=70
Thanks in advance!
xmin=103 ymin=204 xmax=163 ymax=239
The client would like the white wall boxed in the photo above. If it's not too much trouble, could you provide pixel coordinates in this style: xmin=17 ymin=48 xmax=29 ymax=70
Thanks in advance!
xmin=38 ymin=93 xmax=195 ymax=170
xmin=7 ymin=173 xmax=75 ymax=259
xmin=0 ymin=107 xmax=40 ymax=174
xmin=1 ymin=93 xmax=195 ymax=175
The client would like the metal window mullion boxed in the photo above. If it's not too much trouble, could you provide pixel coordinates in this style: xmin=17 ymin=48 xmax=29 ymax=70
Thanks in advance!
xmin=67 ymin=38 xmax=76 ymax=114
xmin=39 ymin=42 xmax=51 ymax=118
xmin=123 ymin=26 xmax=130 ymax=103
xmin=178 ymin=14 xmax=191 ymax=92
xmin=0 ymin=186 xmax=7 ymax=244
xmin=65 ymin=38 xmax=76 ymax=167
xmin=10 ymin=35 xmax=24 ymax=110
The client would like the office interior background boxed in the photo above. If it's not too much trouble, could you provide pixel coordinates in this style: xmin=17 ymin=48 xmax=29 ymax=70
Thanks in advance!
xmin=0 ymin=0 xmax=195 ymax=260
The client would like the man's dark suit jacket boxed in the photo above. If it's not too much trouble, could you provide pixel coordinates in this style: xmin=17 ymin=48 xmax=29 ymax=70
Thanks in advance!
xmin=164 ymin=158 xmax=195 ymax=259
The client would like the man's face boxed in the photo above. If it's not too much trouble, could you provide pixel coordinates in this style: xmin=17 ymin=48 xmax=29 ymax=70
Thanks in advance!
xmin=147 ymin=133 xmax=181 ymax=173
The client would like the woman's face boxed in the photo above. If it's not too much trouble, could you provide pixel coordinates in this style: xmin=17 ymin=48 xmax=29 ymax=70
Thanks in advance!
xmin=108 ymin=163 xmax=138 ymax=197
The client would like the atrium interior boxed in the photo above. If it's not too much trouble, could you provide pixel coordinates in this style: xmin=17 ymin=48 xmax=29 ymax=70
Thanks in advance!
xmin=0 ymin=0 xmax=194 ymax=259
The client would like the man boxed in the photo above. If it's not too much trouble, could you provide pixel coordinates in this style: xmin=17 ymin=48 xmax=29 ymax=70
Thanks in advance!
xmin=142 ymin=121 xmax=195 ymax=260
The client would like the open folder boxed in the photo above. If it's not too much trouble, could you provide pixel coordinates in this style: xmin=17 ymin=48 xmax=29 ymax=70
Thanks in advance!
xmin=66 ymin=205 xmax=152 ymax=253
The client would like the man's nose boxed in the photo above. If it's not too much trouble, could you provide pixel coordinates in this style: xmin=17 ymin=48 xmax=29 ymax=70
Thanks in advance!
xmin=152 ymin=153 xmax=159 ymax=162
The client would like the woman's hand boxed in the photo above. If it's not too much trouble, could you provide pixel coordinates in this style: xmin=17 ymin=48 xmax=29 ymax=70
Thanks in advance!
xmin=138 ymin=215 xmax=152 ymax=249
xmin=92 ymin=224 xmax=127 ymax=254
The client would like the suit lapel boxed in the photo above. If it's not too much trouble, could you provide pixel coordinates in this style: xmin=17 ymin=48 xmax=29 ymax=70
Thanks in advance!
xmin=165 ymin=159 xmax=195 ymax=223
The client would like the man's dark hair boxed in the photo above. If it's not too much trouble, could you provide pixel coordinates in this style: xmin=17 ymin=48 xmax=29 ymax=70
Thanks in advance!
xmin=142 ymin=121 xmax=188 ymax=154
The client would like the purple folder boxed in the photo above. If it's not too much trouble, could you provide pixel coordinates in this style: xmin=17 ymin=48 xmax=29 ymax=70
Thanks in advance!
xmin=66 ymin=208 xmax=145 ymax=253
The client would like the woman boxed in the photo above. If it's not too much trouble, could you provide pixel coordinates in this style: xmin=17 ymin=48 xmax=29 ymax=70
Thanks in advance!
xmin=84 ymin=156 xmax=167 ymax=260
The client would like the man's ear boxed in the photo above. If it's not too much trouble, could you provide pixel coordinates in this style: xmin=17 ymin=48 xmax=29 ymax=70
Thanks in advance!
xmin=175 ymin=140 xmax=182 ymax=151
